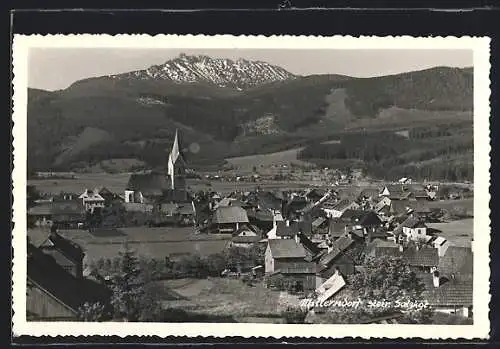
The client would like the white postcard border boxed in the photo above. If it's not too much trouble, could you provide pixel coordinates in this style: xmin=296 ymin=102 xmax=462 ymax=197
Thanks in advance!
xmin=12 ymin=34 xmax=491 ymax=339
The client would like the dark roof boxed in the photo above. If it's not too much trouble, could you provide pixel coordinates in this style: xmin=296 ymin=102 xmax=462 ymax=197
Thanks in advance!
xmin=39 ymin=232 xmax=85 ymax=264
xmin=319 ymin=236 xmax=355 ymax=266
xmin=401 ymin=216 xmax=427 ymax=229
xmin=276 ymin=221 xmax=299 ymax=237
xmin=366 ymin=239 xmax=401 ymax=259
xmin=438 ymin=246 xmax=473 ymax=277
xmin=256 ymin=191 xmax=283 ymax=211
xmin=341 ymin=210 xmax=382 ymax=226
xmin=28 ymin=200 xmax=85 ymax=217
xmin=247 ymin=209 xmax=274 ymax=222
xmin=421 ymin=274 xmax=473 ymax=307
xmin=297 ymin=232 xmax=321 ymax=255
xmin=329 ymin=221 xmax=347 ymax=238
xmin=332 ymin=199 xmax=354 ymax=211
xmin=358 ymin=188 xmax=380 ymax=200
xmin=312 ymin=217 xmax=327 ymax=228
xmin=159 ymin=189 xmax=192 ymax=203
xmin=406 ymin=200 xmax=432 ymax=213
xmin=27 ymin=244 xmax=110 ymax=314
xmin=390 ymin=200 xmax=412 ymax=214
xmin=214 ymin=206 xmax=249 ymax=224
xmin=268 ymin=239 xmax=307 ymax=259
xmin=402 ymin=247 xmax=439 ymax=267
xmin=126 ymin=171 xmax=171 ymax=196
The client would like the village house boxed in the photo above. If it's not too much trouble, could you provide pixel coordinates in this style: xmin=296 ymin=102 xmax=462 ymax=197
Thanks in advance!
xmin=97 ymin=187 xmax=123 ymax=206
xmin=380 ymin=184 xmax=413 ymax=201
xmin=420 ymin=268 xmax=472 ymax=318
xmin=78 ymin=188 xmax=105 ymax=213
xmin=28 ymin=227 xmax=85 ymax=278
xmin=322 ymin=199 xmax=360 ymax=219
xmin=212 ymin=206 xmax=250 ymax=234
xmin=28 ymin=200 xmax=86 ymax=229
xmin=27 ymin=243 xmax=110 ymax=321
xmin=230 ymin=225 xmax=261 ymax=248
xmin=317 ymin=235 xmax=359 ymax=278
xmin=393 ymin=216 xmax=429 ymax=243
xmin=265 ymin=239 xmax=317 ymax=292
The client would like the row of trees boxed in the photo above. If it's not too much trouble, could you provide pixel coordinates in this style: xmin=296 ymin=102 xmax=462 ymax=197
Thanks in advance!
xmin=80 ymin=243 xmax=266 ymax=322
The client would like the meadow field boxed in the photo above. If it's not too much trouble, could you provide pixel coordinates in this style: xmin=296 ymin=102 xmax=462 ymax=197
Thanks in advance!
xmin=53 ymin=227 xmax=232 ymax=265
xmin=158 ymin=277 xmax=298 ymax=322
xmin=427 ymin=218 xmax=474 ymax=247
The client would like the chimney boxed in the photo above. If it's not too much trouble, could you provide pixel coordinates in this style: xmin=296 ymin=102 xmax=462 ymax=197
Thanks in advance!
xmin=295 ymin=233 xmax=300 ymax=244
xmin=286 ymin=220 xmax=290 ymax=227
xmin=399 ymin=243 xmax=404 ymax=252
xmin=433 ymin=270 xmax=440 ymax=288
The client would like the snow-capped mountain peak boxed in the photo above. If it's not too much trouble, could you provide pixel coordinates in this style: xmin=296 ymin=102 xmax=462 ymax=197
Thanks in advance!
xmin=110 ymin=54 xmax=297 ymax=89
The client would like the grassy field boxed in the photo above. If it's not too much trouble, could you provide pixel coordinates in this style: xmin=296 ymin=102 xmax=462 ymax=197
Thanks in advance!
xmin=427 ymin=198 xmax=474 ymax=216
xmin=52 ymin=227 xmax=231 ymax=265
xmin=28 ymin=172 xmax=132 ymax=194
xmin=427 ymin=218 xmax=474 ymax=247
xmin=158 ymin=277 xmax=297 ymax=320
xmin=225 ymin=147 xmax=310 ymax=173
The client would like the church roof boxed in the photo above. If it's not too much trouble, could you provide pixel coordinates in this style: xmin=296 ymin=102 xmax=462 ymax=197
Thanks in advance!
xmin=126 ymin=171 xmax=171 ymax=196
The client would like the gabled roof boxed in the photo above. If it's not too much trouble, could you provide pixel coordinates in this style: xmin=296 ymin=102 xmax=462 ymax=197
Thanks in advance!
xmin=402 ymin=216 xmax=427 ymax=229
xmin=319 ymin=235 xmax=355 ymax=266
xmin=268 ymin=239 xmax=307 ymax=259
xmin=297 ymin=232 xmax=321 ymax=255
xmin=214 ymin=206 xmax=249 ymax=224
xmin=421 ymin=274 xmax=473 ymax=307
xmin=312 ymin=217 xmax=327 ymax=228
xmin=329 ymin=221 xmax=347 ymax=238
xmin=126 ymin=171 xmax=171 ymax=196
xmin=358 ymin=188 xmax=380 ymax=200
xmin=27 ymin=243 xmax=110 ymax=314
xmin=276 ymin=221 xmax=299 ymax=237
xmin=438 ymin=246 xmax=473 ymax=277
xmin=332 ymin=199 xmax=355 ymax=211
xmin=28 ymin=200 xmax=85 ymax=216
xmin=402 ymin=247 xmax=438 ymax=267
xmin=38 ymin=232 xmax=85 ymax=264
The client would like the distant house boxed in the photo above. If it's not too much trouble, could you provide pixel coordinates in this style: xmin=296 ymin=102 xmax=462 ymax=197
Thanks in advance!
xmin=420 ymin=272 xmax=472 ymax=318
xmin=322 ymin=199 xmax=360 ymax=218
xmin=380 ymin=185 xmax=413 ymax=201
xmin=97 ymin=187 xmax=123 ymax=205
xmin=27 ymin=243 xmax=110 ymax=321
xmin=213 ymin=206 xmax=250 ymax=234
xmin=124 ymin=171 xmax=171 ymax=204
xmin=246 ymin=208 xmax=275 ymax=232
xmin=357 ymin=188 xmax=380 ymax=202
xmin=79 ymin=188 xmax=105 ymax=213
xmin=402 ymin=246 xmax=439 ymax=272
xmin=230 ymin=226 xmax=260 ymax=248
xmin=395 ymin=216 xmax=429 ymax=242
xmin=317 ymin=235 xmax=357 ymax=277
xmin=265 ymin=239 xmax=316 ymax=291
xmin=28 ymin=200 xmax=86 ymax=229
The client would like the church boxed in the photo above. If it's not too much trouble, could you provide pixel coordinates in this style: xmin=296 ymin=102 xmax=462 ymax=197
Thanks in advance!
xmin=124 ymin=129 xmax=192 ymax=205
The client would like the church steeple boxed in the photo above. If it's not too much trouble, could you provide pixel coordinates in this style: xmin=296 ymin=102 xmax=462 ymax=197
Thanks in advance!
xmin=167 ymin=129 xmax=186 ymax=190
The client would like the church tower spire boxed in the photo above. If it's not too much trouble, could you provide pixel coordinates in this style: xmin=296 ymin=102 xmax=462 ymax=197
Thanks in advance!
xmin=167 ymin=129 xmax=186 ymax=191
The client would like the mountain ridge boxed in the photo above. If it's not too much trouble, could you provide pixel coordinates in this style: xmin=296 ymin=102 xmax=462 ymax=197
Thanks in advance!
xmin=26 ymin=58 xmax=474 ymax=179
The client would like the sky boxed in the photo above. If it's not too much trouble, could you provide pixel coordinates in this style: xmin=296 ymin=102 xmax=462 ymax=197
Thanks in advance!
xmin=28 ymin=48 xmax=473 ymax=91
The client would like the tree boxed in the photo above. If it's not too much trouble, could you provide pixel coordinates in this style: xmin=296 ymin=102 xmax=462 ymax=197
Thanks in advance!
xmin=324 ymin=256 xmax=432 ymax=324
xmin=106 ymin=242 xmax=163 ymax=321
